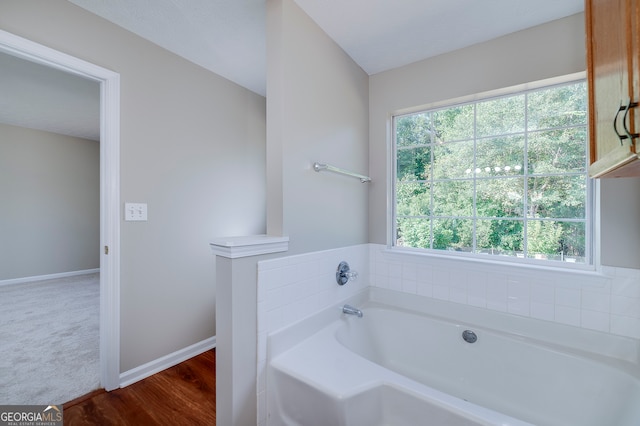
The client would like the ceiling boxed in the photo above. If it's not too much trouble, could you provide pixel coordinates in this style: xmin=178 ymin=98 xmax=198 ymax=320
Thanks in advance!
xmin=69 ymin=0 xmax=584 ymax=96
xmin=0 ymin=51 xmax=100 ymax=141
xmin=0 ymin=0 xmax=584 ymax=140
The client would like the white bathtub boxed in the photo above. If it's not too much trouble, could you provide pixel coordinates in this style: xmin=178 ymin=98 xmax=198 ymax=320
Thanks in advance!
xmin=267 ymin=288 xmax=640 ymax=426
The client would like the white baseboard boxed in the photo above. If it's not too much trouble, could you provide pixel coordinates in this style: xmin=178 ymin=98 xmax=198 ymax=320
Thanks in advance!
xmin=0 ymin=268 xmax=100 ymax=287
xmin=119 ymin=336 xmax=216 ymax=388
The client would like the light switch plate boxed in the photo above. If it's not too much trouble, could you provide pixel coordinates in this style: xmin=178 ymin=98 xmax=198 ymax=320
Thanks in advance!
xmin=125 ymin=202 xmax=147 ymax=221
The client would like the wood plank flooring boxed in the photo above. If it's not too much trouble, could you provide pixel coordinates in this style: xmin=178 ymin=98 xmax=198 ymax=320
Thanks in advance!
xmin=63 ymin=349 xmax=215 ymax=425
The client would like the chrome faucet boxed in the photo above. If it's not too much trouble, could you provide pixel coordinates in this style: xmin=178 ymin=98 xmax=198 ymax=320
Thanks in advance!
xmin=336 ymin=261 xmax=358 ymax=286
xmin=342 ymin=304 xmax=363 ymax=318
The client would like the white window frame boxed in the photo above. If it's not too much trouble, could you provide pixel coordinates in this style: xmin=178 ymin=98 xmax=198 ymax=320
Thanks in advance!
xmin=389 ymin=72 xmax=594 ymax=270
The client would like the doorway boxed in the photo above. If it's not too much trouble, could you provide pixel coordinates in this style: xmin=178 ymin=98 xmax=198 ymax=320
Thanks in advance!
xmin=0 ymin=29 xmax=121 ymax=391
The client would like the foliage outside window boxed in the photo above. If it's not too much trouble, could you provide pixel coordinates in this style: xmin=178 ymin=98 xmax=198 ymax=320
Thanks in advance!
xmin=393 ymin=79 xmax=590 ymax=264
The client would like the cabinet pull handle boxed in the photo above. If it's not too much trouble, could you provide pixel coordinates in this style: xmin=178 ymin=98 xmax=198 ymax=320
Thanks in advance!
xmin=622 ymin=98 xmax=639 ymax=141
xmin=614 ymin=101 xmax=629 ymax=145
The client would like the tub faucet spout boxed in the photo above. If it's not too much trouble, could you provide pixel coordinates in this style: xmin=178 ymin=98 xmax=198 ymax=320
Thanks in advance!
xmin=343 ymin=304 xmax=363 ymax=318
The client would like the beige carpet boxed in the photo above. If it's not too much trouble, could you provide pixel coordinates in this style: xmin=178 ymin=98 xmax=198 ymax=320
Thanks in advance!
xmin=0 ymin=273 xmax=100 ymax=404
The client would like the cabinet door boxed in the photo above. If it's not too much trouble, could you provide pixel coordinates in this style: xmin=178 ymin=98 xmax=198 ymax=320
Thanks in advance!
xmin=587 ymin=0 xmax=639 ymax=177
xmin=630 ymin=0 xmax=639 ymax=141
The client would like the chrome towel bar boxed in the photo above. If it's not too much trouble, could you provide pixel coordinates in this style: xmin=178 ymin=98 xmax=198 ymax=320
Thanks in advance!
xmin=313 ymin=162 xmax=371 ymax=183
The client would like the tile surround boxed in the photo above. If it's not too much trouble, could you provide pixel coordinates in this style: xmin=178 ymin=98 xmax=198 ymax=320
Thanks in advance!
xmin=369 ymin=244 xmax=640 ymax=338
xmin=256 ymin=245 xmax=369 ymax=426
xmin=256 ymin=243 xmax=640 ymax=425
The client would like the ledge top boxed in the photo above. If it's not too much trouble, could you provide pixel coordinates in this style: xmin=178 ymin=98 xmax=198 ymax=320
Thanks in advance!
xmin=210 ymin=235 xmax=289 ymax=258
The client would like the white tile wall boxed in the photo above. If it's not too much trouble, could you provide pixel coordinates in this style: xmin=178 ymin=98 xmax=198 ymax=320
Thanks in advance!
xmin=256 ymin=244 xmax=369 ymax=426
xmin=257 ymin=243 xmax=640 ymax=425
xmin=369 ymin=244 xmax=640 ymax=339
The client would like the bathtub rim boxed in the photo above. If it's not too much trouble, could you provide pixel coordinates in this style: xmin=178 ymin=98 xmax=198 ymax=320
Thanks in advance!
xmin=268 ymin=289 xmax=369 ymax=361
xmin=268 ymin=287 xmax=640 ymax=375
xmin=371 ymin=287 xmax=640 ymax=369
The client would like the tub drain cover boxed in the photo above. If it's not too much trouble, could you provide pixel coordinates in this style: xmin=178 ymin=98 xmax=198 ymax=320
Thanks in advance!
xmin=462 ymin=330 xmax=477 ymax=343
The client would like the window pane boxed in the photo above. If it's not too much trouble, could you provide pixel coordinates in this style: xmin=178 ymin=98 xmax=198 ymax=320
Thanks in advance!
xmin=476 ymin=95 xmax=525 ymax=137
xmin=396 ymin=182 xmax=431 ymax=216
xmin=527 ymin=221 xmax=586 ymax=263
xmin=397 ymin=147 xmax=430 ymax=180
xmin=476 ymin=135 xmax=525 ymax=177
xmin=433 ymin=140 xmax=475 ymax=179
xmin=433 ymin=180 xmax=473 ymax=216
xmin=526 ymin=220 xmax=562 ymax=259
xmin=528 ymin=83 xmax=588 ymax=130
xmin=476 ymin=177 xmax=524 ymax=218
xmin=396 ymin=217 xmax=431 ymax=248
xmin=528 ymin=128 xmax=587 ymax=174
xmin=396 ymin=113 xmax=432 ymax=147
xmin=432 ymin=105 xmax=474 ymax=142
xmin=527 ymin=176 xmax=586 ymax=219
xmin=432 ymin=218 xmax=473 ymax=251
xmin=476 ymin=219 xmax=524 ymax=256
xmin=392 ymin=79 xmax=589 ymax=265
xmin=559 ymin=221 xmax=586 ymax=263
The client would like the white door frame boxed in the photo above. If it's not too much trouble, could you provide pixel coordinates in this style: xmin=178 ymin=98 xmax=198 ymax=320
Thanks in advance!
xmin=0 ymin=29 xmax=121 ymax=391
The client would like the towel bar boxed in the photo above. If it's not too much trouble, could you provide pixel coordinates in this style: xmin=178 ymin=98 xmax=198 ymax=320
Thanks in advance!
xmin=313 ymin=162 xmax=371 ymax=183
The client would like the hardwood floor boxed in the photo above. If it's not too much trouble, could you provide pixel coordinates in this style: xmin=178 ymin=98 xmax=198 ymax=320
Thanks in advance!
xmin=63 ymin=349 xmax=215 ymax=425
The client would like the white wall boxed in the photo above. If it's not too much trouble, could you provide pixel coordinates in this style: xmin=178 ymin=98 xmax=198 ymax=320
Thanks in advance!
xmin=368 ymin=12 xmax=640 ymax=270
xmin=0 ymin=123 xmax=99 ymax=280
xmin=0 ymin=0 xmax=267 ymax=372
xmin=260 ymin=244 xmax=640 ymax=344
xmin=259 ymin=13 xmax=640 ymax=423
xmin=600 ymin=178 xmax=640 ymax=267
xmin=264 ymin=13 xmax=640 ymax=426
xmin=361 ymin=10 xmax=640 ymax=357
xmin=267 ymin=0 xmax=369 ymax=255
xmin=369 ymin=13 xmax=587 ymax=245
xmin=369 ymin=245 xmax=640 ymax=339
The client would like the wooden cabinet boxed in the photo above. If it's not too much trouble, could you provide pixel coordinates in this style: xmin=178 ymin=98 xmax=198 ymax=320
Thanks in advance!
xmin=587 ymin=0 xmax=640 ymax=177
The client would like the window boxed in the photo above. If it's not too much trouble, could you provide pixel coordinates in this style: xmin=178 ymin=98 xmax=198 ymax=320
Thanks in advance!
xmin=393 ymin=78 xmax=590 ymax=265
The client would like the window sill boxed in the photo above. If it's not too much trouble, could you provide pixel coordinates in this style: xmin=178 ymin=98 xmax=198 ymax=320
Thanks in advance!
xmin=383 ymin=246 xmax=605 ymax=278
